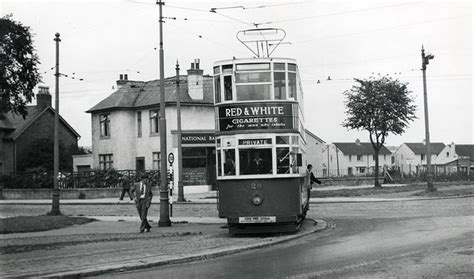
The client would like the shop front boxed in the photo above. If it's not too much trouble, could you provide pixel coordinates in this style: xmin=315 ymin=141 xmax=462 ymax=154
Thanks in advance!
xmin=172 ymin=131 xmax=216 ymax=192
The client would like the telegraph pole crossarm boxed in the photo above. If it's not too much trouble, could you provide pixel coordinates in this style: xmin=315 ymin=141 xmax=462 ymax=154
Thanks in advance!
xmin=421 ymin=45 xmax=436 ymax=192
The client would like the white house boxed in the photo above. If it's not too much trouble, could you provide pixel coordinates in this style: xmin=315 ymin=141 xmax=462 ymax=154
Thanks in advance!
xmin=433 ymin=142 xmax=474 ymax=175
xmin=393 ymin=142 xmax=445 ymax=176
xmin=328 ymin=140 xmax=392 ymax=177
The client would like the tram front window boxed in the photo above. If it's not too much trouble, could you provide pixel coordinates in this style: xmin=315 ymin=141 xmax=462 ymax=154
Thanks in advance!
xmin=236 ymin=84 xmax=271 ymax=101
xmin=240 ymin=148 xmax=272 ymax=175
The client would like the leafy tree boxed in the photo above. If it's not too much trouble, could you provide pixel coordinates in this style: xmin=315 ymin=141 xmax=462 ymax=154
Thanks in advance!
xmin=342 ymin=77 xmax=417 ymax=188
xmin=18 ymin=138 xmax=83 ymax=173
xmin=0 ymin=14 xmax=42 ymax=118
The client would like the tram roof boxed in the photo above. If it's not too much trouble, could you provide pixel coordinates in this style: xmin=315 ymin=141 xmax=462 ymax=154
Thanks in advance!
xmin=213 ymin=57 xmax=297 ymax=66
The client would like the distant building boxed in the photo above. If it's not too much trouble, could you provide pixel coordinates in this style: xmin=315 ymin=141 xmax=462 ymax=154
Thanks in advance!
xmin=304 ymin=130 xmax=326 ymax=177
xmin=328 ymin=140 xmax=392 ymax=176
xmin=83 ymin=60 xmax=216 ymax=193
xmin=392 ymin=142 xmax=445 ymax=175
xmin=0 ymin=86 xmax=80 ymax=175
xmin=433 ymin=142 xmax=474 ymax=175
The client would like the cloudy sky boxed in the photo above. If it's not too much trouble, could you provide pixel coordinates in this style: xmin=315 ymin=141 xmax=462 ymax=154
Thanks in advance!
xmin=2 ymin=0 xmax=472 ymax=147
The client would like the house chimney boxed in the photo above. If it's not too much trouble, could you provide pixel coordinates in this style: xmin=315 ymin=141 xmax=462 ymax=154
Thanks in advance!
xmin=36 ymin=86 xmax=52 ymax=109
xmin=187 ymin=58 xmax=204 ymax=100
xmin=116 ymin=74 xmax=128 ymax=89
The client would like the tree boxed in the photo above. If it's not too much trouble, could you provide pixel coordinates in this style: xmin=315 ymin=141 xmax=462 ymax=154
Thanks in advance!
xmin=342 ymin=77 xmax=417 ymax=188
xmin=18 ymin=138 xmax=83 ymax=173
xmin=0 ymin=14 xmax=42 ymax=118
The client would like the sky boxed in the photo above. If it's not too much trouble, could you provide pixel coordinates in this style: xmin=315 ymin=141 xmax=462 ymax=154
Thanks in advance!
xmin=2 ymin=0 xmax=473 ymax=148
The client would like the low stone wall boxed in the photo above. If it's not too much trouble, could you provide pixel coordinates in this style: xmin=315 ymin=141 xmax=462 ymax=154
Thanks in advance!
xmin=0 ymin=185 xmax=213 ymax=200
xmin=1 ymin=188 xmax=124 ymax=200
xmin=319 ymin=177 xmax=385 ymax=187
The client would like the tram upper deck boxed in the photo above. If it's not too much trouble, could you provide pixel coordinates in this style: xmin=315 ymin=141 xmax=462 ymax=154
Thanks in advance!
xmin=213 ymin=58 xmax=305 ymax=136
xmin=213 ymin=58 xmax=307 ymax=179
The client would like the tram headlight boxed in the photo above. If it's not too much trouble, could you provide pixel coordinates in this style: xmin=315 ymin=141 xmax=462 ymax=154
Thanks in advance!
xmin=251 ymin=194 xmax=263 ymax=206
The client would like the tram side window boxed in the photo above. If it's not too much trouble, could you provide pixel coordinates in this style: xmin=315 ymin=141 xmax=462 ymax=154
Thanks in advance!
xmin=217 ymin=150 xmax=222 ymax=176
xmin=288 ymin=72 xmax=297 ymax=100
xmin=224 ymin=149 xmax=236 ymax=175
xmin=236 ymin=84 xmax=271 ymax=101
xmin=274 ymin=72 xmax=286 ymax=100
xmin=277 ymin=147 xmax=290 ymax=174
xmin=240 ymin=148 xmax=272 ymax=175
xmin=224 ymin=75 xmax=233 ymax=101
xmin=214 ymin=76 xmax=221 ymax=103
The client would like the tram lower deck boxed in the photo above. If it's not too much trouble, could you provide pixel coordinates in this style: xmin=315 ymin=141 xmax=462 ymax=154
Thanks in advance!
xmin=218 ymin=176 xmax=309 ymax=234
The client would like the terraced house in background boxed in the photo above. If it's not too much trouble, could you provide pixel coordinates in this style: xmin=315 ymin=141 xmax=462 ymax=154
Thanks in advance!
xmin=393 ymin=142 xmax=446 ymax=176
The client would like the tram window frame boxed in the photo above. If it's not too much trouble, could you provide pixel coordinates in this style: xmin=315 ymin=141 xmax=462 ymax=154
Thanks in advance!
xmin=214 ymin=75 xmax=221 ymax=103
xmin=277 ymin=147 xmax=290 ymax=174
xmin=217 ymin=150 xmax=222 ymax=176
xmin=223 ymin=75 xmax=233 ymax=101
xmin=273 ymin=65 xmax=287 ymax=100
xmin=239 ymin=148 xmax=273 ymax=175
xmin=223 ymin=149 xmax=236 ymax=176
xmin=235 ymin=63 xmax=272 ymax=101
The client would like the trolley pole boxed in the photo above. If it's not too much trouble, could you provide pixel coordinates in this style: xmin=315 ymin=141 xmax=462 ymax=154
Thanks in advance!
xmin=421 ymin=45 xmax=436 ymax=192
xmin=158 ymin=0 xmax=171 ymax=227
xmin=175 ymin=61 xmax=185 ymax=202
xmin=50 ymin=32 xmax=61 ymax=215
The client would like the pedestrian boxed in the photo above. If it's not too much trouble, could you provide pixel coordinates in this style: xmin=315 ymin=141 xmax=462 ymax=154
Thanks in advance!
xmin=307 ymin=164 xmax=322 ymax=188
xmin=305 ymin=164 xmax=322 ymax=211
xmin=130 ymin=177 xmax=153 ymax=233
xmin=119 ymin=177 xmax=133 ymax=201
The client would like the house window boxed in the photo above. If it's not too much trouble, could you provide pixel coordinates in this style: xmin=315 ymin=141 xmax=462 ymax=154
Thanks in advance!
xmin=446 ymin=152 xmax=449 ymax=157
xmin=421 ymin=154 xmax=425 ymax=161
xmin=357 ymin=167 xmax=365 ymax=174
xmin=373 ymin=155 xmax=377 ymax=161
xmin=137 ymin=111 xmax=142 ymax=138
xmin=152 ymin=152 xmax=161 ymax=170
xmin=357 ymin=155 xmax=362 ymax=161
xmin=349 ymin=155 xmax=352 ymax=162
xmin=150 ymin=110 xmax=159 ymax=134
xmin=99 ymin=154 xmax=113 ymax=170
xmin=99 ymin=114 xmax=110 ymax=138
xmin=384 ymin=154 xmax=387 ymax=161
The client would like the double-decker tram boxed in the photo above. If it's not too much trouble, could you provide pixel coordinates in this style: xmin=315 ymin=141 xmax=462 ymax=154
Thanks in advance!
xmin=214 ymin=28 xmax=310 ymax=234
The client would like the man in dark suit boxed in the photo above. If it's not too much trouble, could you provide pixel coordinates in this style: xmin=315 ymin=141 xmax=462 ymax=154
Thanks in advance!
xmin=307 ymin=164 xmax=322 ymax=188
xmin=130 ymin=178 xmax=153 ymax=233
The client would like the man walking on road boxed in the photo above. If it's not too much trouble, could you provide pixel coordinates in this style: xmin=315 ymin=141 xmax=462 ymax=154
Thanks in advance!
xmin=131 ymin=178 xmax=153 ymax=233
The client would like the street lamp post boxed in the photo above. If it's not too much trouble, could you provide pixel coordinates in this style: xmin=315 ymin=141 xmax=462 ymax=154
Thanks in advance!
xmin=158 ymin=0 xmax=171 ymax=226
xmin=421 ymin=45 xmax=436 ymax=192
xmin=50 ymin=32 xmax=61 ymax=215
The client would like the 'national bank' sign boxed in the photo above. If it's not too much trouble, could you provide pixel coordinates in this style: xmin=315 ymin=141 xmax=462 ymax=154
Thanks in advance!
xmin=217 ymin=102 xmax=296 ymax=132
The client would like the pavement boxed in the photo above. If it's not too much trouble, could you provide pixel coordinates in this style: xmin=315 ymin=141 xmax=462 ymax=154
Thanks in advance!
xmin=1 ymin=184 xmax=472 ymax=278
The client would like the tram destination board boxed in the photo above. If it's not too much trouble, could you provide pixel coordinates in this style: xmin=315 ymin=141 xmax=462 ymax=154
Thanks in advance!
xmin=218 ymin=103 xmax=296 ymax=132
xmin=239 ymin=216 xmax=277 ymax=223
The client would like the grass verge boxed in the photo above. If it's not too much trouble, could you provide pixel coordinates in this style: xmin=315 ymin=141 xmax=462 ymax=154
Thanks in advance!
xmin=312 ymin=183 xmax=474 ymax=198
xmin=0 ymin=215 xmax=96 ymax=234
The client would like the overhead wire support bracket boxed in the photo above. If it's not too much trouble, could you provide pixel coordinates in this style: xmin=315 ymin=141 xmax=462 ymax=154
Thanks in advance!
xmin=236 ymin=28 xmax=286 ymax=58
